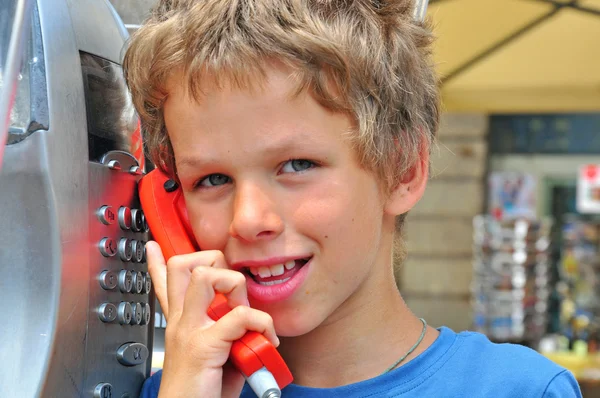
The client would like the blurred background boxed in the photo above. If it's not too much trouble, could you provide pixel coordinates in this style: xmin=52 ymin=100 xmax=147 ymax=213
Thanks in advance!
xmin=109 ymin=0 xmax=600 ymax=392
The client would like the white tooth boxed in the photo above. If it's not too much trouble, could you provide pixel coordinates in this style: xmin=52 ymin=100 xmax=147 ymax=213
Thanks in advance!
xmin=257 ymin=277 xmax=291 ymax=286
xmin=285 ymin=260 xmax=296 ymax=270
xmin=270 ymin=264 xmax=284 ymax=276
xmin=249 ymin=268 xmax=259 ymax=276
xmin=258 ymin=266 xmax=271 ymax=278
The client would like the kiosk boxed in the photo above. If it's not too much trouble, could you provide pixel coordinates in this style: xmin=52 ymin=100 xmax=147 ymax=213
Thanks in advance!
xmin=0 ymin=1 xmax=153 ymax=397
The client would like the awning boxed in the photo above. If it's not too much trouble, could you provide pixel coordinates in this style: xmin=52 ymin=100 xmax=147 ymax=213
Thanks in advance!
xmin=429 ymin=0 xmax=600 ymax=113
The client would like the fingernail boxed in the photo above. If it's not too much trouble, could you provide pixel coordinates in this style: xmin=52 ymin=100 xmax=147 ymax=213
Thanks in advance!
xmin=146 ymin=241 xmax=157 ymax=254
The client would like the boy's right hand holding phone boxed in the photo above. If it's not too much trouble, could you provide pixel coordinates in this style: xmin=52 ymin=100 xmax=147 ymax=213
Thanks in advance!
xmin=145 ymin=242 xmax=280 ymax=398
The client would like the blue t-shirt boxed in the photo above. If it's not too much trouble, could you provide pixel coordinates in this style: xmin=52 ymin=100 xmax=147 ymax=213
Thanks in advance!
xmin=140 ymin=327 xmax=582 ymax=397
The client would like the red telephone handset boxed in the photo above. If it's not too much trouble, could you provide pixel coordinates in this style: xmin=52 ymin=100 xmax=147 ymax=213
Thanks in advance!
xmin=139 ymin=168 xmax=293 ymax=397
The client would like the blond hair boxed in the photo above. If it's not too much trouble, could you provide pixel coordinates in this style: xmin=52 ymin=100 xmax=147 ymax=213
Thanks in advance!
xmin=124 ymin=0 xmax=439 ymax=200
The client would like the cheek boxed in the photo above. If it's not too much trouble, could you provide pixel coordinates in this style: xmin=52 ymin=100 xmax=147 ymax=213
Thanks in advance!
xmin=291 ymin=177 xmax=382 ymax=246
xmin=187 ymin=204 xmax=231 ymax=250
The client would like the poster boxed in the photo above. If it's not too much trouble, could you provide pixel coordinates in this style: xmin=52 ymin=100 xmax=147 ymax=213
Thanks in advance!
xmin=577 ymin=164 xmax=600 ymax=214
xmin=488 ymin=172 xmax=537 ymax=220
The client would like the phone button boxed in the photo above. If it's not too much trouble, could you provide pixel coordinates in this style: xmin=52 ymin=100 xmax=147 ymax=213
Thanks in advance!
xmin=118 ymin=207 xmax=132 ymax=230
xmin=131 ymin=209 xmax=144 ymax=232
xmin=98 ymin=303 xmax=117 ymax=323
xmin=93 ymin=383 xmax=113 ymax=398
xmin=98 ymin=238 xmax=117 ymax=257
xmin=118 ymin=238 xmax=133 ymax=262
xmin=133 ymin=271 xmax=144 ymax=294
xmin=143 ymin=272 xmax=152 ymax=294
xmin=142 ymin=213 xmax=149 ymax=232
xmin=99 ymin=270 xmax=118 ymax=290
xmin=141 ymin=303 xmax=151 ymax=325
xmin=116 ymin=342 xmax=149 ymax=366
xmin=96 ymin=206 xmax=116 ymax=225
xmin=118 ymin=270 xmax=134 ymax=293
xmin=131 ymin=240 xmax=144 ymax=263
xmin=117 ymin=302 xmax=133 ymax=325
xmin=129 ymin=302 xmax=143 ymax=325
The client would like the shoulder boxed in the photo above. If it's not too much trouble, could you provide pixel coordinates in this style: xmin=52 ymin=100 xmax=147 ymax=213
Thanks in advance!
xmin=542 ymin=370 xmax=582 ymax=397
xmin=445 ymin=328 xmax=581 ymax=397
xmin=454 ymin=329 xmax=557 ymax=370
xmin=139 ymin=369 xmax=162 ymax=398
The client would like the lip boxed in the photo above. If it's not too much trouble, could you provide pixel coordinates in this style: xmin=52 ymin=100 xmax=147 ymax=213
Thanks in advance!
xmin=244 ymin=257 xmax=312 ymax=304
xmin=230 ymin=255 xmax=311 ymax=271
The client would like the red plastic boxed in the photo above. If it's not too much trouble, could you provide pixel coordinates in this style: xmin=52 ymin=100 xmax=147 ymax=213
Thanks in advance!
xmin=139 ymin=168 xmax=293 ymax=388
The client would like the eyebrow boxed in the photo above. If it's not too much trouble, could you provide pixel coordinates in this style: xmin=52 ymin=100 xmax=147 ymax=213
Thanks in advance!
xmin=176 ymin=156 xmax=214 ymax=171
xmin=176 ymin=131 xmax=324 ymax=171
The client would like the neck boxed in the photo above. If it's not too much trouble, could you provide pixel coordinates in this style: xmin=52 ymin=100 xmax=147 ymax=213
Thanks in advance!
xmin=277 ymin=249 xmax=438 ymax=387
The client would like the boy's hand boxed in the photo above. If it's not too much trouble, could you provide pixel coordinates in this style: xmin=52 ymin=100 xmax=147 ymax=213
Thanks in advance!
xmin=145 ymin=242 xmax=280 ymax=398
xmin=146 ymin=241 xmax=170 ymax=319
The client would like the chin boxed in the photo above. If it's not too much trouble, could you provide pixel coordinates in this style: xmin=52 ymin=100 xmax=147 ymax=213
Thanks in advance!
xmin=269 ymin=308 xmax=324 ymax=338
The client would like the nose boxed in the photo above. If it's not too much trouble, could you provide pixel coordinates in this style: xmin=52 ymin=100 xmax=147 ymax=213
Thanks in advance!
xmin=228 ymin=182 xmax=284 ymax=242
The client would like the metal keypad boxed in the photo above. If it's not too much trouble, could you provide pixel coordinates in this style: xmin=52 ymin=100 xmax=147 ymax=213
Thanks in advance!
xmin=90 ymin=153 xmax=153 ymax=383
xmin=94 ymin=202 xmax=152 ymax=330
xmin=86 ymin=149 xmax=155 ymax=398
xmin=95 ymin=205 xmax=151 ymax=298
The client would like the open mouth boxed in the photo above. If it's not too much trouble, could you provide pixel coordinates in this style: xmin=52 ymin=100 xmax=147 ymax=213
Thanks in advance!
xmin=245 ymin=257 xmax=311 ymax=286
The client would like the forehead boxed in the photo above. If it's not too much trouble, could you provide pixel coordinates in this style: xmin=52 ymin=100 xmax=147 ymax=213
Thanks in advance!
xmin=165 ymin=59 xmax=299 ymax=106
xmin=167 ymin=69 xmax=296 ymax=121
xmin=163 ymin=65 xmax=356 ymax=165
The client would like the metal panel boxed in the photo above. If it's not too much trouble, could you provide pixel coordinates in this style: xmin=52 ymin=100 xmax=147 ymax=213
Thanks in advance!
xmin=67 ymin=0 xmax=129 ymax=64
xmin=0 ymin=1 xmax=153 ymax=396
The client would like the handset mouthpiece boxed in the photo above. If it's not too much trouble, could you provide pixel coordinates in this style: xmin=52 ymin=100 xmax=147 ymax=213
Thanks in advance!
xmin=262 ymin=389 xmax=281 ymax=398
xmin=246 ymin=367 xmax=282 ymax=398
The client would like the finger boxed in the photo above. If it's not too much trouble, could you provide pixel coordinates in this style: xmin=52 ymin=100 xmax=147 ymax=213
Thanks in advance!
xmin=166 ymin=250 xmax=229 ymax=319
xmin=212 ymin=305 xmax=280 ymax=348
xmin=145 ymin=241 xmax=169 ymax=318
xmin=180 ymin=267 xmax=250 ymax=326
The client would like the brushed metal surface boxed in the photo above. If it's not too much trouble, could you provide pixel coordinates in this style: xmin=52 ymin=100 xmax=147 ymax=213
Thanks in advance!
xmin=0 ymin=0 xmax=33 ymax=158
xmin=85 ymin=150 xmax=153 ymax=398
xmin=1 ymin=1 xmax=153 ymax=396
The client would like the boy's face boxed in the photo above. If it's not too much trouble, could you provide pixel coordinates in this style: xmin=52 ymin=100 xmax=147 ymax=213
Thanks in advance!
xmin=163 ymin=65 xmax=412 ymax=336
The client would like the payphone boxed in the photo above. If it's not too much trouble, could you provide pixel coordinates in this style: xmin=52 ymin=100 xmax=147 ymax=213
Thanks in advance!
xmin=1 ymin=0 xmax=432 ymax=396
xmin=0 ymin=0 xmax=153 ymax=397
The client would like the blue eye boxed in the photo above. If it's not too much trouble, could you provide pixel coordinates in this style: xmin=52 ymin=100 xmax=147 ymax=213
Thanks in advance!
xmin=281 ymin=159 xmax=315 ymax=173
xmin=198 ymin=174 xmax=231 ymax=187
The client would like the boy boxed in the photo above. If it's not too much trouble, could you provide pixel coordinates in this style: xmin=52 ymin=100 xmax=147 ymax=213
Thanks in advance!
xmin=123 ymin=0 xmax=582 ymax=396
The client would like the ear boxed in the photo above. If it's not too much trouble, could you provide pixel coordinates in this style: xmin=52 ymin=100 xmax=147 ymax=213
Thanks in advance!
xmin=384 ymin=140 xmax=429 ymax=216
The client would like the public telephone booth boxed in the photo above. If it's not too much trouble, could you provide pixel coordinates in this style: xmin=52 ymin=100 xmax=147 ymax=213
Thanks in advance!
xmin=0 ymin=1 xmax=153 ymax=397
